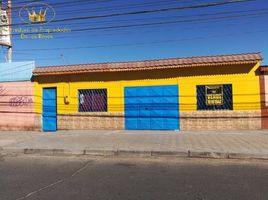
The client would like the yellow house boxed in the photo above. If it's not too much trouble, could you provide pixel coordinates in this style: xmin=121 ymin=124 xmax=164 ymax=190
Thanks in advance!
xmin=33 ymin=52 xmax=262 ymax=132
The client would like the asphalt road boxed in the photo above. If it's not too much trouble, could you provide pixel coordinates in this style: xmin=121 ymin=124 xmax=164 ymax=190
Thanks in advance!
xmin=1 ymin=156 xmax=268 ymax=200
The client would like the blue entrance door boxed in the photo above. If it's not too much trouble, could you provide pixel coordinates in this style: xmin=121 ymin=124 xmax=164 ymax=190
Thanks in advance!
xmin=42 ymin=88 xmax=57 ymax=132
xmin=124 ymin=85 xmax=179 ymax=130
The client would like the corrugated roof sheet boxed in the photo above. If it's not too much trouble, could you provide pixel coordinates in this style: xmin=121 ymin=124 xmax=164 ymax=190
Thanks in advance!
xmin=0 ymin=61 xmax=35 ymax=82
xmin=33 ymin=52 xmax=262 ymax=75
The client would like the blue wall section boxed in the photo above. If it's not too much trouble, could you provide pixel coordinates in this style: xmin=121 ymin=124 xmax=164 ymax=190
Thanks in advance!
xmin=0 ymin=61 xmax=35 ymax=82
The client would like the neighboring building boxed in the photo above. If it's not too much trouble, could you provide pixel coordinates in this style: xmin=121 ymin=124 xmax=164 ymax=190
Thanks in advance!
xmin=0 ymin=61 xmax=36 ymax=130
xmin=260 ymin=65 xmax=268 ymax=129
xmin=33 ymin=52 xmax=263 ymax=132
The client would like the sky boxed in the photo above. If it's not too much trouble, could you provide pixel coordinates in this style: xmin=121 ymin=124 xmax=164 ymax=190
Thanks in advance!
xmin=1 ymin=0 xmax=268 ymax=66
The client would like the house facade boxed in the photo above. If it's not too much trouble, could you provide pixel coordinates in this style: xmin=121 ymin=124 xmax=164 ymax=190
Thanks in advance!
xmin=32 ymin=52 xmax=263 ymax=132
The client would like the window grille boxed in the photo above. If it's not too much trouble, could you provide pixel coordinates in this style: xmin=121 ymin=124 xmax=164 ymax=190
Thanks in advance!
xmin=78 ymin=89 xmax=107 ymax=112
xmin=197 ymin=84 xmax=233 ymax=110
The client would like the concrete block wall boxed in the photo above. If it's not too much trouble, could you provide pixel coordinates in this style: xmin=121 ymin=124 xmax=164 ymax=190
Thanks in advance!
xmin=57 ymin=113 xmax=124 ymax=130
xmin=32 ymin=110 xmax=261 ymax=131
xmin=180 ymin=110 xmax=261 ymax=131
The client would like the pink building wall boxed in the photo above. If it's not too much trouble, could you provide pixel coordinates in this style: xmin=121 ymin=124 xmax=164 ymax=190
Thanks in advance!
xmin=0 ymin=82 xmax=35 ymax=130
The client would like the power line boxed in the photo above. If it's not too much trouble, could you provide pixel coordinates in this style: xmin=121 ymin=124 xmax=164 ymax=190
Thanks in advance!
xmin=9 ymin=7 xmax=266 ymax=42
xmin=0 ymin=62 xmax=33 ymax=71
xmin=47 ymin=0 xmax=257 ymax=24
xmin=1 ymin=0 xmax=256 ymax=28
xmin=23 ymin=7 xmax=267 ymax=28
xmin=13 ymin=57 xmax=60 ymax=61
xmin=9 ymin=21 xmax=252 ymax=41
xmin=6 ymin=10 xmax=268 ymax=37
xmin=11 ymin=0 xmax=116 ymax=10
xmin=50 ymin=0 xmax=203 ymax=16
xmin=13 ymin=28 xmax=268 ymax=52
xmin=1 ymin=0 xmax=264 ymax=63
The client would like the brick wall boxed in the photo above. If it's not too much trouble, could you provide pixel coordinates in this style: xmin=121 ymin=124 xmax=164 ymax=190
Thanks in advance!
xmin=180 ymin=110 xmax=261 ymax=131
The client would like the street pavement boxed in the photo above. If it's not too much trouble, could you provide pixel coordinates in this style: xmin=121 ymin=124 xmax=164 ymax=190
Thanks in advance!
xmin=1 ymin=156 xmax=268 ymax=200
xmin=0 ymin=130 xmax=268 ymax=159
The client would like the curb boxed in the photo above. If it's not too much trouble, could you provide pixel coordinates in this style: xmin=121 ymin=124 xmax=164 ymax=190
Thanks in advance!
xmin=1 ymin=148 xmax=84 ymax=156
xmin=187 ymin=151 xmax=268 ymax=160
xmin=1 ymin=148 xmax=268 ymax=160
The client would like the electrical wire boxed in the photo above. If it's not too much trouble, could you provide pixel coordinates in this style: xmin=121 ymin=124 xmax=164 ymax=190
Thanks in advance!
xmin=5 ymin=10 xmax=268 ymax=38
xmin=47 ymin=0 xmax=203 ymax=16
xmin=16 ymin=7 xmax=267 ymax=29
xmin=0 ymin=0 xmax=256 ymax=28
xmin=12 ymin=28 xmax=268 ymax=52
xmin=11 ymin=0 xmax=116 ymax=10
xmin=45 ymin=0 xmax=257 ymax=24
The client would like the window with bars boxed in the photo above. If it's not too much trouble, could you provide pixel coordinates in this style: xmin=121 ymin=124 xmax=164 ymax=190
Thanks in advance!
xmin=197 ymin=84 xmax=233 ymax=110
xmin=78 ymin=89 xmax=107 ymax=112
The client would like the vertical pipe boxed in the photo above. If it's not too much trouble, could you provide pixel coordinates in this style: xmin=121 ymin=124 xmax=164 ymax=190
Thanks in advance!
xmin=7 ymin=0 xmax=12 ymax=63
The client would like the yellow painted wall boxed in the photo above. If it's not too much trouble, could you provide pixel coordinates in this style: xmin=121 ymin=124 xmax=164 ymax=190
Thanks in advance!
xmin=34 ymin=62 xmax=261 ymax=114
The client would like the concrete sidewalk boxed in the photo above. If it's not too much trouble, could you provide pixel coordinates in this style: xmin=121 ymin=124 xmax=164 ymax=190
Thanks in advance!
xmin=1 ymin=130 xmax=268 ymax=160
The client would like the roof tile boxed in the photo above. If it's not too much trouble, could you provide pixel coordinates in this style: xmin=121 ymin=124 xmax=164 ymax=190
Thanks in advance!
xmin=33 ymin=52 xmax=262 ymax=75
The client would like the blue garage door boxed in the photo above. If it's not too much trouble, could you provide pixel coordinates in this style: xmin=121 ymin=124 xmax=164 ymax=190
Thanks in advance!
xmin=42 ymin=88 xmax=57 ymax=132
xmin=125 ymin=85 xmax=179 ymax=130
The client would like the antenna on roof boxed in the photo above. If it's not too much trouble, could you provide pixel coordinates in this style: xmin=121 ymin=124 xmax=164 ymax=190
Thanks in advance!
xmin=60 ymin=54 xmax=69 ymax=64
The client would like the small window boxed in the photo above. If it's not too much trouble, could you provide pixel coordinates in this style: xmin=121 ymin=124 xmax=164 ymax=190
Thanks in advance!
xmin=78 ymin=89 xmax=107 ymax=112
xmin=197 ymin=84 xmax=233 ymax=110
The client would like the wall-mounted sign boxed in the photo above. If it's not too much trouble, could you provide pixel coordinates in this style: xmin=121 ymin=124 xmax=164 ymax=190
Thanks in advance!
xmin=0 ymin=9 xmax=11 ymax=46
xmin=205 ymin=85 xmax=223 ymax=105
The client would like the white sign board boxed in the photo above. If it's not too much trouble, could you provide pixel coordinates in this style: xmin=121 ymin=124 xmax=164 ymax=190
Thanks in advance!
xmin=0 ymin=9 xmax=11 ymax=46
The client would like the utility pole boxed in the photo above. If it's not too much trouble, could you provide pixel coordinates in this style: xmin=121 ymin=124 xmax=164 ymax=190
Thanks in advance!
xmin=7 ymin=0 xmax=11 ymax=63
xmin=0 ymin=0 xmax=12 ymax=62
